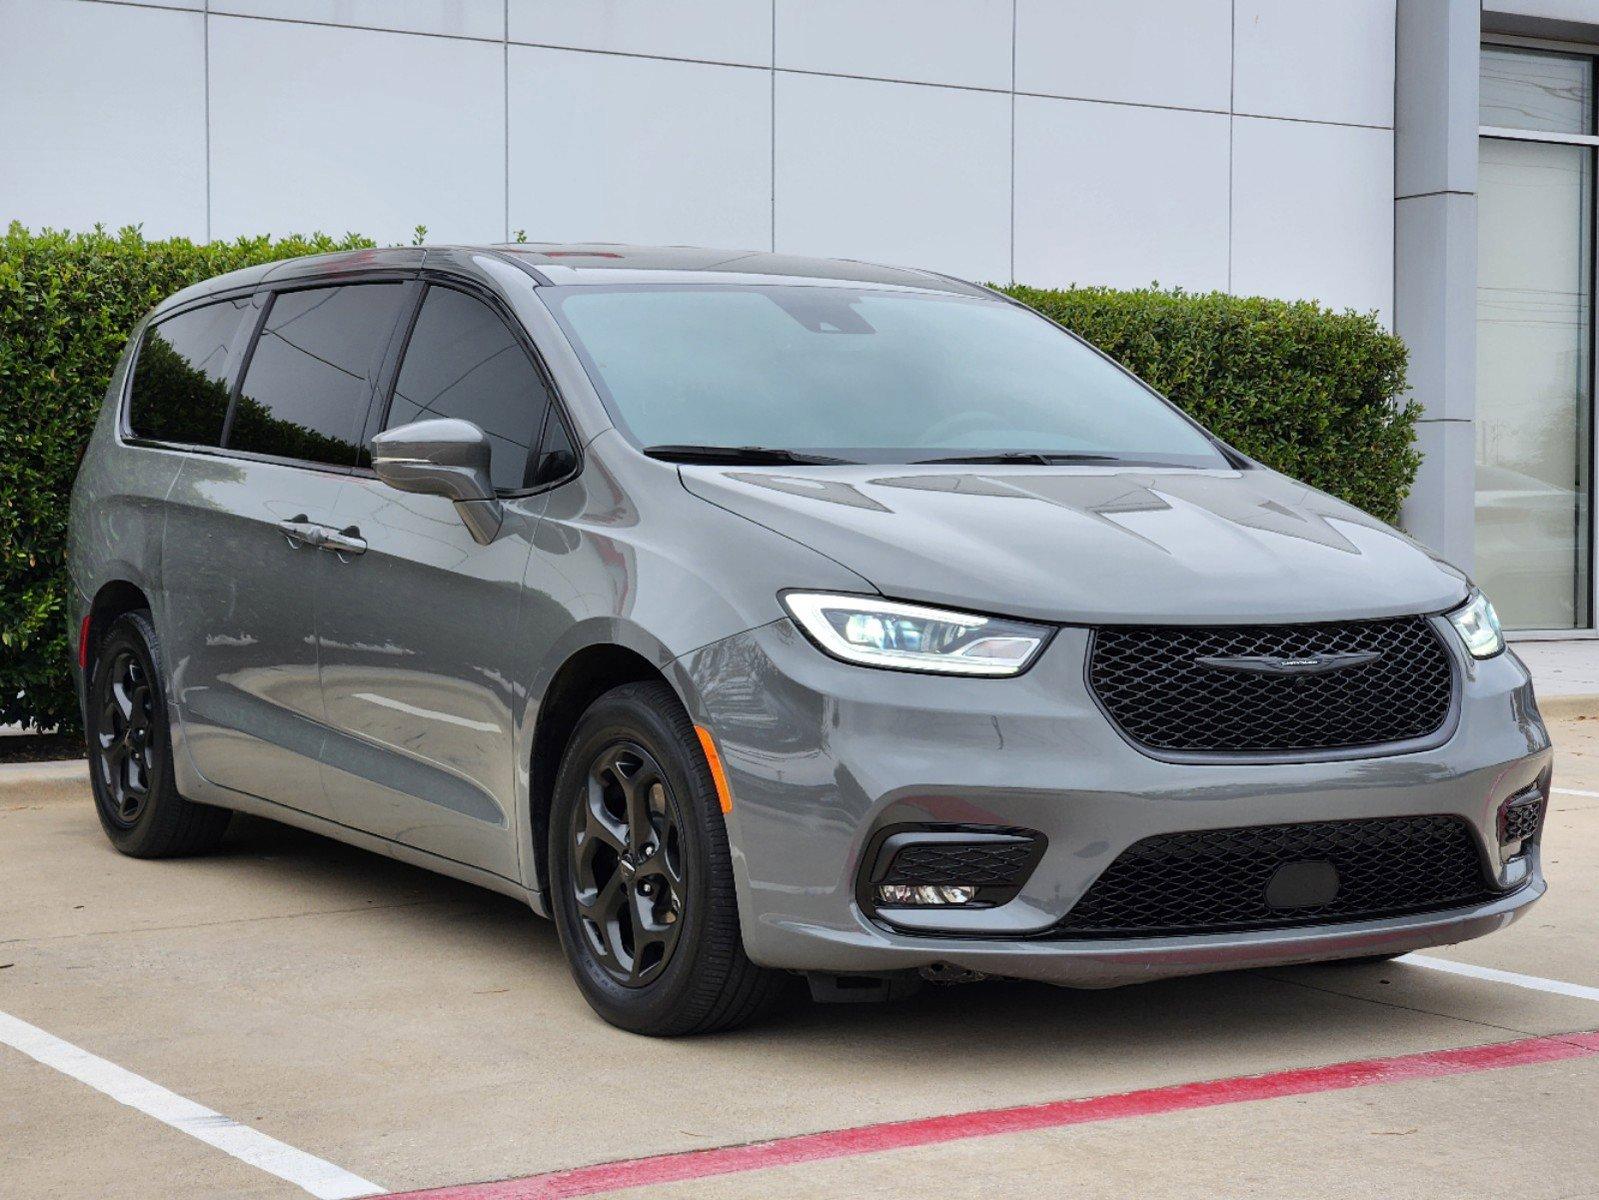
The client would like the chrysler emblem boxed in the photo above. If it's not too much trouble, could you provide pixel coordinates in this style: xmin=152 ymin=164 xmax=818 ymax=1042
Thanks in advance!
xmin=1195 ymin=650 xmax=1382 ymax=675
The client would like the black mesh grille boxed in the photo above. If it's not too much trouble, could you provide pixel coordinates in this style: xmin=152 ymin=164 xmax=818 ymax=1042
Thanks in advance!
xmin=1054 ymin=815 xmax=1495 ymax=937
xmin=881 ymin=841 xmax=1038 ymax=888
xmin=1499 ymin=792 xmax=1544 ymax=845
xmin=1089 ymin=617 xmax=1454 ymax=755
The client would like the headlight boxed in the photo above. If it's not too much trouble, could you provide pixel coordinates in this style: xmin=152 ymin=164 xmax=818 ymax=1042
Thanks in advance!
xmin=1446 ymin=590 xmax=1504 ymax=659
xmin=782 ymin=592 xmax=1049 ymax=676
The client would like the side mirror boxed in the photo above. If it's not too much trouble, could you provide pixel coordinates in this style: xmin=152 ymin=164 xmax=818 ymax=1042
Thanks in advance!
xmin=370 ymin=418 xmax=503 ymax=544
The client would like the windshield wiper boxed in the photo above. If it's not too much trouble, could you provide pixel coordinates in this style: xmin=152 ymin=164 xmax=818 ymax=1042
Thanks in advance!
xmin=643 ymin=444 xmax=857 ymax=466
xmin=910 ymin=451 xmax=1127 ymax=466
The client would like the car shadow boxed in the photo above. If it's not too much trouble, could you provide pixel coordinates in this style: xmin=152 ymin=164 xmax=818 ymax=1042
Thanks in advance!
xmin=208 ymin=811 xmax=1490 ymax=1089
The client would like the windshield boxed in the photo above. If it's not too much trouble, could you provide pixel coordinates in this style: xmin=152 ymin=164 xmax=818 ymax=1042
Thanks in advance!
xmin=542 ymin=284 xmax=1229 ymax=467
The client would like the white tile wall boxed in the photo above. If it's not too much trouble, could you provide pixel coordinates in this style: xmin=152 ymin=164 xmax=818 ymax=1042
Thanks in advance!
xmin=1013 ymin=96 xmax=1231 ymax=292
xmin=510 ymin=0 xmax=771 ymax=67
xmin=0 ymin=0 xmax=206 ymax=237
xmin=507 ymin=46 xmax=771 ymax=249
xmin=1015 ymin=0 xmax=1231 ymax=112
xmin=774 ymin=74 xmax=1010 ymax=280
xmin=5 ymin=0 xmax=1403 ymax=325
xmin=208 ymin=16 xmax=505 ymax=245
xmin=1231 ymin=117 xmax=1394 ymax=319
xmin=211 ymin=0 xmax=503 ymax=40
xmin=1233 ymin=0 xmax=1396 ymax=127
xmin=775 ymin=0 xmax=1012 ymax=91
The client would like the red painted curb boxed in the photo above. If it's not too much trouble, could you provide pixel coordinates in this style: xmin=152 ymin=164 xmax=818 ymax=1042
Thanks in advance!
xmin=387 ymin=1030 xmax=1599 ymax=1199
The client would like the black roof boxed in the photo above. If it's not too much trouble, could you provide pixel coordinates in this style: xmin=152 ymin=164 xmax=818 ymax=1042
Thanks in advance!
xmin=154 ymin=242 xmax=994 ymax=316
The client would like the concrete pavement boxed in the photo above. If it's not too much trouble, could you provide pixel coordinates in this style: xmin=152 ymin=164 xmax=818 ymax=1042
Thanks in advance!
xmin=4 ymin=720 xmax=1598 ymax=1198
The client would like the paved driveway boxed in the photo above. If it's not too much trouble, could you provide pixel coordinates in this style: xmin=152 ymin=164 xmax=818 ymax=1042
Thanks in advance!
xmin=4 ymin=716 xmax=1598 ymax=1198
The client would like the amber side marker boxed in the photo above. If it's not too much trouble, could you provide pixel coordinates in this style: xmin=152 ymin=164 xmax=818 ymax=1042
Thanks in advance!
xmin=694 ymin=726 xmax=734 ymax=813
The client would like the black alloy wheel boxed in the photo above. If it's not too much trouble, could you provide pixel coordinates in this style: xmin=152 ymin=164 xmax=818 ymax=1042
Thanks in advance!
xmin=94 ymin=646 xmax=157 ymax=827
xmin=85 ymin=610 xmax=231 ymax=858
xmin=548 ymin=680 xmax=786 ymax=1035
xmin=569 ymin=740 xmax=688 ymax=987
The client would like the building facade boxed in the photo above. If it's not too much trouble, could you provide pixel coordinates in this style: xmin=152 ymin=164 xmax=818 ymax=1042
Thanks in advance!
xmin=0 ymin=0 xmax=1595 ymax=633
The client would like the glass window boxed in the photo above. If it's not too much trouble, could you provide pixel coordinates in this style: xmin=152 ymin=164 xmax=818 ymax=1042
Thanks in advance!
xmin=530 ymin=411 xmax=578 ymax=487
xmin=1481 ymin=46 xmax=1593 ymax=135
xmin=230 ymin=284 xmax=405 ymax=466
xmin=544 ymin=285 xmax=1227 ymax=467
xmin=127 ymin=299 xmax=250 ymax=446
xmin=387 ymin=286 xmax=552 ymax=492
xmin=1476 ymin=135 xmax=1593 ymax=629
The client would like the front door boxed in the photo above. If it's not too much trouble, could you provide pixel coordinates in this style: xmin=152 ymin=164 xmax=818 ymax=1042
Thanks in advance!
xmin=316 ymin=281 xmax=571 ymax=879
xmin=164 ymin=280 xmax=409 ymax=813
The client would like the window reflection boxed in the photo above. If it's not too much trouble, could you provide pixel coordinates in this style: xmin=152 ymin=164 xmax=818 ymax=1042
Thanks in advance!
xmin=230 ymin=284 xmax=405 ymax=467
xmin=128 ymin=300 xmax=249 ymax=447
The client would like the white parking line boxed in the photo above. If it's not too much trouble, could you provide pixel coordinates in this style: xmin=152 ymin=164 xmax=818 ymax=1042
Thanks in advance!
xmin=0 ymin=1010 xmax=383 ymax=1199
xmin=1400 ymin=955 xmax=1599 ymax=1004
xmin=1553 ymin=786 xmax=1599 ymax=799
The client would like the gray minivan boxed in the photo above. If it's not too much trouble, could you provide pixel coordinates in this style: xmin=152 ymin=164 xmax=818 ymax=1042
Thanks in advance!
xmin=68 ymin=245 xmax=1551 ymax=1036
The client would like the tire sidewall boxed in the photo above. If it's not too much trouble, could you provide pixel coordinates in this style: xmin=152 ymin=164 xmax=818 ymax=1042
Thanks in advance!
xmin=549 ymin=686 xmax=723 ymax=1032
xmin=86 ymin=613 xmax=175 ymax=855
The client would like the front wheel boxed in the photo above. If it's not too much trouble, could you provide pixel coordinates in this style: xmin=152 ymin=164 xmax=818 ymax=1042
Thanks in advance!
xmin=548 ymin=681 xmax=785 ymax=1035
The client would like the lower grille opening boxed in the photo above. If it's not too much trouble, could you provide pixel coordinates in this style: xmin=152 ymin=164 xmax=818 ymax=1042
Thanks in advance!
xmin=862 ymin=826 xmax=1045 ymax=913
xmin=1498 ymin=786 xmax=1546 ymax=849
xmin=1053 ymin=815 xmax=1499 ymax=938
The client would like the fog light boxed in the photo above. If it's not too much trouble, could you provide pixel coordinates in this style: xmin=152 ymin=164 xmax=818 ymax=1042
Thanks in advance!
xmin=876 ymin=884 xmax=978 ymax=906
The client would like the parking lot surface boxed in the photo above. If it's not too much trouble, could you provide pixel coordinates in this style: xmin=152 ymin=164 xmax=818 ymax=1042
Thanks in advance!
xmin=5 ymin=715 xmax=1599 ymax=1198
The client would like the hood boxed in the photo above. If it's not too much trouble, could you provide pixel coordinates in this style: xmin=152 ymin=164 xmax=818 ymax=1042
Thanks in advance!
xmin=680 ymin=464 xmax=1470 ymax=625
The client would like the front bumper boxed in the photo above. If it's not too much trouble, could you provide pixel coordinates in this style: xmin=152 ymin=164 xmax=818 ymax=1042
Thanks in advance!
xmin=673 ymin=619 xmax=1551 ymax=988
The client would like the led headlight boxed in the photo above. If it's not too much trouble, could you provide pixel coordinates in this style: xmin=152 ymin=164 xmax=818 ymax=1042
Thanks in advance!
xmin=1446 ymin=590 xmax=1504 ymax=659
xmin=782 ymin=592 xmax=1049 ymax=676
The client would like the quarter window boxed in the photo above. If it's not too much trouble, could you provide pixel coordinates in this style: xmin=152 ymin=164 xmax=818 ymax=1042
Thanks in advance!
xmin=387 ymin=286 xmax=554 ymax=492
xmin=230 ymin=284 xmax=406 ymax=467
xmin=127 ymin=299 xmax=251 ymax=447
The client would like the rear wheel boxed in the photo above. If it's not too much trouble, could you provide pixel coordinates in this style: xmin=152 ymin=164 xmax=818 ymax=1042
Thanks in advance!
xmin=548 ymin=680 xmax=785 ymax=1035
xmin=86 ymin=611 xmax=231 ymax=857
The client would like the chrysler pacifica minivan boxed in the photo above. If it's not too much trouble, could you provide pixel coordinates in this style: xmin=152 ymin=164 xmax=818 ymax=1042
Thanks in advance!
xmin=68 ymin=245 xmax=1551 ymax=1035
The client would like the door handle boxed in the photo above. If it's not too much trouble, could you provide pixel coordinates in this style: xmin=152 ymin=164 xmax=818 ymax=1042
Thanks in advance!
xmin=277 ymin=515 xmax=326 ymax=550
xmin=319 ymin=525 xmax=367 ymax=559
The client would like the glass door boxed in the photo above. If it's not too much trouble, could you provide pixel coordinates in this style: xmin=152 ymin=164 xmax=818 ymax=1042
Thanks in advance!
xmin=1477 ymin=45 xmax=1596 ymax=630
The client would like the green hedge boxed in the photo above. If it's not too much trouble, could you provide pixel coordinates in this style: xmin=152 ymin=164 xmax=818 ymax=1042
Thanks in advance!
xmin=1 ymin=224 xmax=375 ymax=733
xmin=0 ymin=226 xmax=1416 ymax=734
xmin=998 ymin=284 xmax=1417 ymax=522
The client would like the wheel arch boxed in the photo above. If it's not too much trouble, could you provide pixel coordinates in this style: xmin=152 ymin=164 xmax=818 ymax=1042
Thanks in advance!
xmin=525 ymin=637 xmax=683 ymax=909
xmin=83 ymin=578 xmax=154 ymax=680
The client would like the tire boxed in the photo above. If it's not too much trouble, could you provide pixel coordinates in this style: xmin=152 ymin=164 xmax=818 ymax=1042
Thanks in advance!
xmin=85 ymin=610 xmax=231 ymax=858
xmin=548 ymin=680 xmax=786 ymax=1035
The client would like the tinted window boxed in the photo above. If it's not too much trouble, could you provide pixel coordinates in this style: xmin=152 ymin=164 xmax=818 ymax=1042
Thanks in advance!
xmin=128 ymin=299 xmax=250 ymax=446
xmin=388 ymin=287 xmax=552 ymax=492
xmin=230 ymin=284 xmax=405 ymax=466
xmin=531 ymin=412 xmax=578 ymax=487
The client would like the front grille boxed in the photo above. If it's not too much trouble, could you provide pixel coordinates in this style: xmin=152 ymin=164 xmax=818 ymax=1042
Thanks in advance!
xmin=880 ymin=841 xmax=1039 ymax=888
xmin=1088 ymin=616 xmax=1454 ymax=755
xmin=1054 ymin=815 xmax=1496 ymax=937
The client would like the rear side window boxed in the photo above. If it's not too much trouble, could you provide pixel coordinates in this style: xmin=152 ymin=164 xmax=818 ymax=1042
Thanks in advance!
xmin=127 ymin=299 xmax=251 ymax=446
xmin=230 ymin=283 xmax=405 ymax=467
xmin=387 ymin=286 xmax=553 ymax=492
